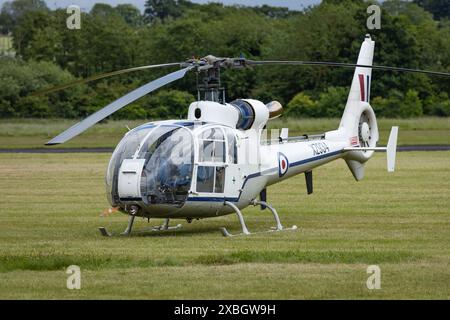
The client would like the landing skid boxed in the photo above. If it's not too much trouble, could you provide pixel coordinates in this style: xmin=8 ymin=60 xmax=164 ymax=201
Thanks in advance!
xmin=99 ymin=217 xmax=182 ymax=237
xmin=220 ymin=200 xmax=298 ymax=237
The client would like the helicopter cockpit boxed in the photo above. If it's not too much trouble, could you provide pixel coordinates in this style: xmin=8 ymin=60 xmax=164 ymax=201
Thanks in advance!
xmin=106 ymin=122 xmax=195 ymax=207
xmin=106 ymin=121 xmax=239 ymax=209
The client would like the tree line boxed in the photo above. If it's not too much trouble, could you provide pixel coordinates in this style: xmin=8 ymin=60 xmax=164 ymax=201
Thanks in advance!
xmin=0 ymin=0 xmax=449 ymax=119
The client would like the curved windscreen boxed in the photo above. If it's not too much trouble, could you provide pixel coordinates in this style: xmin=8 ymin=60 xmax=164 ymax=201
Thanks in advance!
xmin=106 ymin=125 xmax=155 ymax=206
xmin=140 ymin=126 xmax=194 ymax=206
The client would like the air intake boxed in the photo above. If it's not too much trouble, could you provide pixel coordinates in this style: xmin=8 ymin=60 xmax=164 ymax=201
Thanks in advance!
xmin=230 ymin=100 xmax=255 ymax=130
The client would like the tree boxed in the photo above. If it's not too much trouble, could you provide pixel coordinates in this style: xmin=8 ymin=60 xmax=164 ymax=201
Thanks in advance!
xmin=0 ymin=58 xmax=91 ymax=118
xmin=2 ymin=0 xmax=450 ymax=120
xmin=90 ymin=3 xmax=118 ymax=18
xmin=144 ymin=0 xmax=193 ymax=22
xmin=115 ymin=4 xmax=143 ymax=27
xmin=400 ymin=90 xmax=423 ymax=117
xmin=253 ymin=5 xmax=293 ymax=19
xmin=0 ymin=9 xmax=14 ymax=34
xmin=11 ymin=9 xmax=53 ymax=57
xmin=413 ymin=0 xmax=450 ymax=20
xmin=373 ymin=89 xmax=423 ymax=118
xmin=0 ymin=0 xmax=48 ymax=34
xmin=145 ymin=90 xmax=195 ymax=119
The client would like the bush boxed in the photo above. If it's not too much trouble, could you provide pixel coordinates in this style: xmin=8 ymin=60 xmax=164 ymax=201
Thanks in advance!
xmin=427 ymin=93 xmax=450 ymax=116
xmin=400 ymin=90 xmax=423 ymax=117
xmin=316 ymin=87 xmax=348 ymax=118
xmin=286 ymin=92 xmax=318 ymax=117
xmin=373 ymin=89 xmax=424 ymax=118
xmin=145 ymin=90 xmax=195 ymax=119
xmin=0 ymin=58 xmax=90 ymax=118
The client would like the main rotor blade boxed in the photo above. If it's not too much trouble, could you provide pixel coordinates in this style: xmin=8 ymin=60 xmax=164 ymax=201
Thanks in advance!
xmin=246 ymin=60 xmax=450 ymax=77
xmin=46 ymin=66 xmax=193 ymax=145
xmin=33 ymin=62 xmax=183 ymax=96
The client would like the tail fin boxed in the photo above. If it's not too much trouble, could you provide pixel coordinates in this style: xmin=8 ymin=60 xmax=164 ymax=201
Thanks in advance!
xmin=339 ymin=34 xmax=376 ymax=135
xmin=338 ymin=35 xmax=379 ymax=181
xmin=325 ymin=35 xmax=397 ymax=181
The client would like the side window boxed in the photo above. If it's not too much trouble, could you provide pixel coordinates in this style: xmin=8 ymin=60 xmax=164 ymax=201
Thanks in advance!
xmin=197 ymin=165 xmax=225 ymax=193
xmin=199 ymin=128 xmax=226 ymax=163
xmin=227 ymin=132 xmax=238 ymax=164
xmin=215 ymin=167 xmax=225 ymax=193
xmin=196 ymin=166 xmax=214 ymax=193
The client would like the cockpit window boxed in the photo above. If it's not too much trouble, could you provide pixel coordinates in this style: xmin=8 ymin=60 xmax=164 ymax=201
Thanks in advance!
xmin=106 ymin=125 xmax=154 ymax=206
xmin=198 ymin=128 xmax=226 ymax=163
xmin=138 ymin=125 xmax=179 ymax=160
xmin=140 ymin=126 xmax=194 ymax=206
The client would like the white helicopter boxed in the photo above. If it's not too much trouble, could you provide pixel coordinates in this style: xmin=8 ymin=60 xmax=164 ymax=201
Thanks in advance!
xmin=42 ymin=35 xmax=450 ymax=237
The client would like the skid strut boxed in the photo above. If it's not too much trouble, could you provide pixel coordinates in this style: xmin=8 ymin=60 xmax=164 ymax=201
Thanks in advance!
xmin=220 ymin=201 xmax=250 ymax=237
xmin=220 ymin=200 xmax=298 ymax=237
xmin=99 ymin=217 xmax=182 ymax=237
xmin=99 ymin=205 xmax=182 ymax=237
xmin=251 ymin=200 xmax=297 ymax=232
xmin=121 ymin=214 xmax=136 ymax=236
xmin=149 ymin=218 xmax=182 ymax=232
xmin=99 ymin=214 xmax=136 ymax=237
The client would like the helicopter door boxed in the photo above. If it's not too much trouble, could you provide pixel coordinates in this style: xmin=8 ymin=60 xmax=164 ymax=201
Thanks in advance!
xmin=118 ymin=159 xmax=146 ymax=200
xmin=224 ymin=165 xmax=243 ymax=198
xmin=224 ymin=132 xmax=242 ymax=198
xmin=196 ymin=127 xmax=227 ymax=197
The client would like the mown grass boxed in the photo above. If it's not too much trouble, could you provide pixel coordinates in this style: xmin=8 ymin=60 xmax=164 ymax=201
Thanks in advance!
xmin=0 ymin=152 xmax=448 ymax=299
xmin=0 ymin=249 xmax=423 ymax=273
xmin=0 ymin=117 xmax=449 ymax=148
xmin=195 ymin=250 xmax=424 ymax=265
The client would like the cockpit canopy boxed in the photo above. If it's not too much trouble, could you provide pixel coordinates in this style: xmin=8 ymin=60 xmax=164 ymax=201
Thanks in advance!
xmin=106 ymin=121 xmax=238 ymax=208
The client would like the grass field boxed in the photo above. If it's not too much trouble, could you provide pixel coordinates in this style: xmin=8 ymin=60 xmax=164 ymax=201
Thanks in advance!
xmin=0 ymin=117 xmax=449 ymax=149
xmin=0 ymin=151 xmax=449 ymax=299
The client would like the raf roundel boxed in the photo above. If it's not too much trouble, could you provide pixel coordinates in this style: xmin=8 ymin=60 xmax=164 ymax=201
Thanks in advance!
xmin=278 ymin=152 xmax=289 ymax=177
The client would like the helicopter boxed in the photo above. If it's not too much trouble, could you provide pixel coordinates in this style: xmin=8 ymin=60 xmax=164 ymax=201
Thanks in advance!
xmin=40 ymin=34 xmax=450 ymax=237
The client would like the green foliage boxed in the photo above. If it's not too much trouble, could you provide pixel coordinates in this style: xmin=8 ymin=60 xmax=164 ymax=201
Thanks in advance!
xmin=286 ymin=92 xmax=318 ymax=117
xmin=317 ymin=87 xmax=348 ymax=118
xmin=144 ymin=0 xmax=194 ymax=23
xmin=423 ymin=92 xmax=450 ymax=116
xmin=372 ymin=89 xmax=424 ymax=118
xmin=413 ymin=0 xmax=450 ymax=20
xmin=0 ymin=58 xmax=90 ymax=118
xmin=0 ymin=0 xmax=48 ymax=34
xmin=0 ymin=0 xmax=449 ymax=119
xmin=401 ymin=90 xmax=423 ymax=117
xmin=145 ymin=90 xmax=195 ymax=119
xmin=115 ymin=4 xmax=144 ymax=27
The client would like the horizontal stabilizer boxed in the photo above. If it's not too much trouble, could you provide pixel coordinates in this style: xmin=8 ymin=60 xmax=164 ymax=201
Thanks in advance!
xmin=387 ymin=126 xmax=398 ymax=172
xmin=343 ymin=126 xmax=398 ymax=173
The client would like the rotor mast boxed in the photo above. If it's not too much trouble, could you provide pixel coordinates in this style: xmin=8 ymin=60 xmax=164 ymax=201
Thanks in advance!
xmin=197 ymin=66 xmax=224 ymax=103
xmin=195 ymin=55 xmax=226 ymax=103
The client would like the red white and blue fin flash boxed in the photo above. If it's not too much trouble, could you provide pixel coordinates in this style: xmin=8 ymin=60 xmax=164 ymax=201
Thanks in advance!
xmin=278 ymin=152 xmax=289 ymax=177
xmin=358 ymin=74 xmax=371 ymax=102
